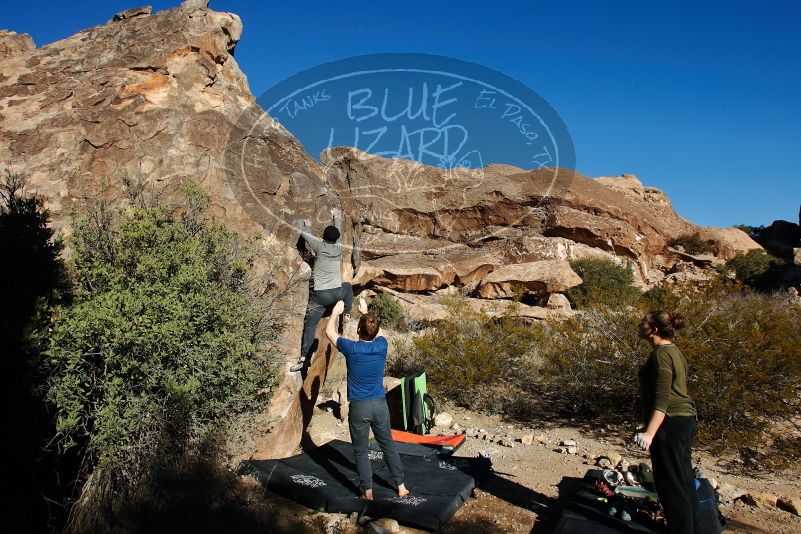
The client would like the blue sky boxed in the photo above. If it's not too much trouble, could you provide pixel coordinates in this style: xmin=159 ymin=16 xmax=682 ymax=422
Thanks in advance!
xmin=4 ymin=0 xmax=800 ymax=227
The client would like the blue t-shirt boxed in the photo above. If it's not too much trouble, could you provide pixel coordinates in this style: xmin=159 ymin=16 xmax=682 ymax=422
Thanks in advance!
xmin=335 ymin=336 xmax=388 ymax=401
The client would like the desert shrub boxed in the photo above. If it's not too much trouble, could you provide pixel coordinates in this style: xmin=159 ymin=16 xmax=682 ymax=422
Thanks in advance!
xmin=640 ymin=286 xmax=678 ymax=309
xmin=539 ymin=281 xmax=801 ymax=460
xmin=387 ymin=297 xmax=541 ymax=413
xmin=566 ymin=258 xmax=640 ymax=308
xmin=34 ymin=187 xmax=278 ymax=510
xmin=669 ymin=232 xmax=711 ymax=255
xmin=726 ymin=249 xmax=778 ymax=288
xmin=384 ymin=279 xmax=801 ymax=464
xmin=369 ymin=292 xmax=408 ymax=331
xmin=734 ymin=224 xmax=766 ymax=240
xmin=535 ymin=304 xmax=644 ymax=415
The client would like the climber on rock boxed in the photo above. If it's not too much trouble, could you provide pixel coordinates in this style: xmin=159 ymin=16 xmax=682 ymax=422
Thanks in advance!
xmin=291 ymin=207 xmax=359 ymax=372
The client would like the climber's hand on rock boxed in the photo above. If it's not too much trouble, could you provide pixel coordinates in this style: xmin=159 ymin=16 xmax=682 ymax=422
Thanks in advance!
xmin=330 ymin=207 xmax=342 ymax=218
xmin=332 ymin=300 xmax=345 ymax=316
xmin=358 ymin=296 xmax=368 ymax=315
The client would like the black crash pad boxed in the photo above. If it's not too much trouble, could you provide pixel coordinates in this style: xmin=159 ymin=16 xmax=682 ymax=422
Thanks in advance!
xmin=243 ymin=439 xmax=491 ymax=531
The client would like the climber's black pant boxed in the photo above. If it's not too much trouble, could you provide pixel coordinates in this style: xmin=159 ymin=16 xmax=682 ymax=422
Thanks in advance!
xmin=650 ymin=415 xmax=701 ymax=534
xmin=348 ymin=397 xmax=405 ymax=493
xmin=300 ymin=283 xmax=353 ymax=359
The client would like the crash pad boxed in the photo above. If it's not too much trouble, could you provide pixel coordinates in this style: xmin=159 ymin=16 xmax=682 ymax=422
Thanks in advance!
xmin=243 ymin=439 xmax=490 ymax=531
xmin=390 ymin=429 xmax=465 ymax=451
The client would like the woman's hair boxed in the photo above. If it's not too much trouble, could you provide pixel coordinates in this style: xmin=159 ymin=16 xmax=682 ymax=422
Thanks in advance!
xmin=643 ymin=310 xmax=686 ymax=339
xmin=357 ymin=312 xmax=381 ymax=341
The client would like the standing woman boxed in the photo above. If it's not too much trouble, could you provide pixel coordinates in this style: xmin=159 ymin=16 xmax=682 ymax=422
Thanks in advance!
xmin=634 ymin=310 xmax=700 ymax=534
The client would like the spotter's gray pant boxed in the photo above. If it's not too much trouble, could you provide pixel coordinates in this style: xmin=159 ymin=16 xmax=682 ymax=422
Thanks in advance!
xmin=348 ymin=397 xmax=405 ymax=493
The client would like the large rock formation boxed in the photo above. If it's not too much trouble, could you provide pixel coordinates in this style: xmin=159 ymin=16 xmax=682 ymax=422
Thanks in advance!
xmin=1 ymin=2 xmax=769 ymax=459
xmin=0 ymin=1 xmax=347 ymax=459
xmin=323 ymin=150 xmax=752 ymax=289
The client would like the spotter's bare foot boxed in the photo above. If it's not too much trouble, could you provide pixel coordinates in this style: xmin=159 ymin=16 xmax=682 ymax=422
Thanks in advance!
xmin=397 ymin=484 xmax=409 ymax=497
xmin=361 ymin=489 xmax=374 ymax=501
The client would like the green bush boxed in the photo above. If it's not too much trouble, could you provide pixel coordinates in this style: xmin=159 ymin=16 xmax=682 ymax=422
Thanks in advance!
xmin=34 ymin=189 xmax=278 ymax=495
xmin=669 ymin=232 xmax=711 ymax=255
xmin=566 ymin=258 xmax=640 ymax=308
xmin=538 ymin=281 xmax=801 ymax=464
xmin=726 ymin=249 xmax=777 ymax=287
xmin=368 ymin=292 xmax=407 ymax=331
xmin=387 ymin=297 xmax=541 ymax=414
xmin=385 ymin=280 xmax=801 ymax=467
xmin=640 ymin=286 xmax=678 ymax=309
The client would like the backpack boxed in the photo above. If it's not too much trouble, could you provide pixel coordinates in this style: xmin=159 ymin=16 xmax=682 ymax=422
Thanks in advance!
xmin=400 ymin=372 xmax=436 ymax=435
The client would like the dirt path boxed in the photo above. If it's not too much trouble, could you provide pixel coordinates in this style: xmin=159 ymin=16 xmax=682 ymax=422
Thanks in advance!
xmin=298 ymin=398 xmax=801 ymax=533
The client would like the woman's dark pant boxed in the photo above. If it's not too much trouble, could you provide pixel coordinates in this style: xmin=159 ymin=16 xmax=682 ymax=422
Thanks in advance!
xmin=348 ymin=397 xmax=405 ymax=493
xmin=650 ymin=415 xmax=700 ymax=534
xmin=300 ymin=282 xmax=353 ymax=359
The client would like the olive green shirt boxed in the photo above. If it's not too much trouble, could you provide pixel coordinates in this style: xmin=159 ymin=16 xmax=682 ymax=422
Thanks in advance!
xmin=638 ymin=343 xmax=697 ymax=423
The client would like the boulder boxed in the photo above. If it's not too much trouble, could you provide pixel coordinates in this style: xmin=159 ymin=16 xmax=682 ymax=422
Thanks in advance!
xmin=546 ymin=293 xmax=571 ymax=310
xmin=323 ymin=147 xmax=698 ymax=278
xmin=752 ymin=219 xmax=801 ymax=258
xmin=697 ymin=227 xmax=763 ymax=260
xmin=544 ymin=205 xmax=655 ymax=259
xmin=434 ymin=412 xmax=453 ymax=428
xmin=369 ymin=518 xmax=400 ymax=534
xmin=744 ymin=492 xmax=778 ymax=509
xmin=778 ymin=497 xmax=801 ymax=517
xmin=602 ymin=451 xmax=622 ymax=467
xmin=373 ymin=286 xmax=573 ymax=322
xmin=357 ymin=246 xmax=503 ymax=291
xmin=181 ymin=0 xmax=210 ymax=10
xmin=0 ymin=30 xmax=35 ymax=60
xmin=595 ymin=174 xmax=671 ymax=205
xmin=477 ymin=260 xmax=582 ymax=298
xmin=717 ymin=483 xmax=747 ymax=505
xmin=360 ymin=227 xmax=459 ymax=259
xmin=596 ymin=458 xmax=612 ymax=469
xmin=111 ymin=6 xmax=153 ymax=21
xmin=383 ymin=376 xmax=401 ymax=392
xmin=499 ymin=438 xmax=516 ymax=448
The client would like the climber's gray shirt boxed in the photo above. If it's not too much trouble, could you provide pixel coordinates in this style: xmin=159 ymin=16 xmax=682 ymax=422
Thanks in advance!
xmin=300 ymin=216 xmax=342 ymax=291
